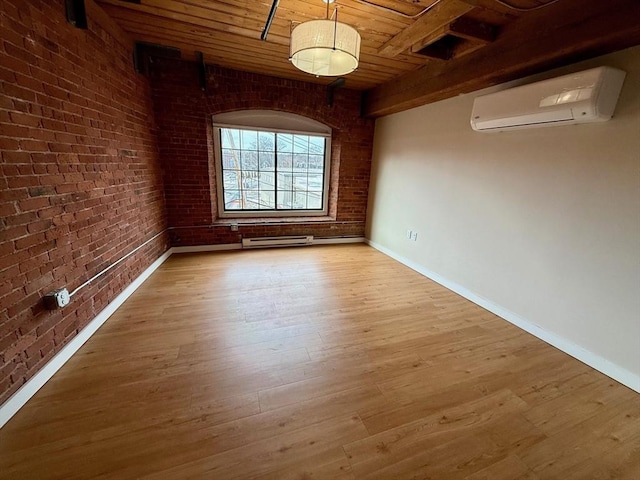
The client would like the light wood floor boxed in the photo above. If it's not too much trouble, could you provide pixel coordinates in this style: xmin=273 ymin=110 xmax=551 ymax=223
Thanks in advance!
xmin=1 ymin=245 xmax=638 ymax=479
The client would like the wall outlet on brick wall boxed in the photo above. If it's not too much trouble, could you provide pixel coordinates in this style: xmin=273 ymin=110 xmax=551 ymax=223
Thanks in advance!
xmin=43 ymin=288 xmax=71 ymax=310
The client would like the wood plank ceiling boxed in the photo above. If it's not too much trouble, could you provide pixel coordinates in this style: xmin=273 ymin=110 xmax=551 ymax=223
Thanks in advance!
xmin=96 ymin=0 xmax=640 ymax=116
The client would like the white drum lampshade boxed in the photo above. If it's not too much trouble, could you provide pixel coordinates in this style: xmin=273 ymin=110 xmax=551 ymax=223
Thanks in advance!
xmin=290 ymin=19 xmax=361 ymax=76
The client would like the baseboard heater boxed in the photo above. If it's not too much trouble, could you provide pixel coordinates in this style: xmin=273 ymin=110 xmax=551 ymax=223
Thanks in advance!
xmin=241 ymin=235 xmax=314 ymax=249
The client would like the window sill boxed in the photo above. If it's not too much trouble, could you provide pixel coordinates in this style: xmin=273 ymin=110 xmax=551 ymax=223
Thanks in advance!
xmin=214 ymin=216 xmax=336 ymax=225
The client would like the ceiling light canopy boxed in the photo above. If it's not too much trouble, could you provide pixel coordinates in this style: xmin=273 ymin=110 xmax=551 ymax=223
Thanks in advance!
xmin=289 ymin=6 xmax=361 ymax=77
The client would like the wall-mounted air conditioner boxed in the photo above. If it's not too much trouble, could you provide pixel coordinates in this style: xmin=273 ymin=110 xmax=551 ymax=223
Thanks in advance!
xmin=470 ymin=66 xmax=626 ymax=132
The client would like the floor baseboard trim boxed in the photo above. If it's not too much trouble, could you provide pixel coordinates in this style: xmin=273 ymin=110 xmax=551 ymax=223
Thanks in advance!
xmin=313 ymin=236 xmax=365 ymax=245
xmin=172 ymin=244 xmax=242 ymax=253
xmin=172 ymin=237 xmax=365 ymax=253
xmin=0 ymin=249 xmax=173 ymax=429
xmin=365 ymin=239 xmax=640 ymax=393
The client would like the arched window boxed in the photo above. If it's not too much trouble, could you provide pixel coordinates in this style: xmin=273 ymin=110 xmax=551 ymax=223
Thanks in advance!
xmin=212 ymin=110 xmax=332 ymax=217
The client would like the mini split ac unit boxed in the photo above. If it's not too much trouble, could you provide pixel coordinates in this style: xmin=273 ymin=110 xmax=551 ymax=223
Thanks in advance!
xmin=470 ymin=66 xmax=626 ymax=132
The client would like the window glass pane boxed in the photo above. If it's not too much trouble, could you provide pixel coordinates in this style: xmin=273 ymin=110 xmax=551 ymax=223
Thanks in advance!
xmin=258 ymin=132 xmax=275 ymax=151
xmin=292 ymin=192 xmax=307 ymax=209
xmin=221 ymin=129 xmax=240 ymax=149
xmin=241 ymin=150 xmax=258 ymax=170
xmin=223 ymin=170 xmax=240 ymax=190
xmin=277 ymin=153 xmax=292 ymax=171
xmin=224 ymin=190 xmax=241 ymax=210
xmin=293 ymin=154 xmax=308 ymax=170
xmin=277 ymin=189 xmax=293 ymax=209
xmin=307 ymin=193 xmax=322 ymax=209
xmin=293 ymin=135 xmax=308 ymax=154
xmin=277 ymin=134 xmax=293 ymax=153
xmin=309 ymin=136 xmax=324 ymax=155
xmin=307 ymin=173 xmax=324 ymax=191
xmin=244 ymin=191 xmax=260 ymax=209
xmin=277 ymin=172 xmax=293 ymax=190
xmin=241 ymin=170 xmax=258 ymax=190
xmin=292 ymin=172 xmax=307 ymax=190
xmin=222 ymin=149 xmax=239 ymax=169
xmin=308 ymin=155 xmax=324 ymax=170
xmin=259 ymin=172 xmax=275 ymax=190
xmin=241 ymin=130 xmax=258 ymax=150
xmin=259 ymin=191 xmax=275 ymax=209
xmin=259 ymin=151 xmax=275 ymax=170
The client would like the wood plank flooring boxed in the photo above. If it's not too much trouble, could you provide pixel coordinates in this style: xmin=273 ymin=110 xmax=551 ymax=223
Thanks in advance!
xmin=0 ymin=244 xmax=638 ymax=479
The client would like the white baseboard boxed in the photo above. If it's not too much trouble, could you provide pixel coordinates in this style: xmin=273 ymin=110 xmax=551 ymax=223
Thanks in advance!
xmin=172 ymin=237 xmax=365 ymax=253
xmin=0 ymin=249 xmax=173 ymax=429
xmin=365 ymin=239 xmax=640 ymax=393
xmin=313 ymin=236 xmax=365 ymax=245
xmin=172 ymin=243 xmax=242 ymax=253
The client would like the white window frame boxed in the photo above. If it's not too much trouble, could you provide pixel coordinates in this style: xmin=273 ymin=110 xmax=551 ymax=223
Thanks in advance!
xmin=212 ymin=110 xmax=332 ymax=218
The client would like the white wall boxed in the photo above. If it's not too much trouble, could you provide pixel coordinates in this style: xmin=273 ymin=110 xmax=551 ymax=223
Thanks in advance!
xmin=366 ymin=46 xmax=640 ymax=390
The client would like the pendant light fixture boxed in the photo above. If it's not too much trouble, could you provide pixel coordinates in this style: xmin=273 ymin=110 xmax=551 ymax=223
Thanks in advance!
xmin=289 ymin=0 xmax=361 ymax=77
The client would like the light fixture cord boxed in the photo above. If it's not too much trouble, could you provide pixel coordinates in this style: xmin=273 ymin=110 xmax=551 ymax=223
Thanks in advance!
xmin=333 ymin=6 xmax=337 ymax=51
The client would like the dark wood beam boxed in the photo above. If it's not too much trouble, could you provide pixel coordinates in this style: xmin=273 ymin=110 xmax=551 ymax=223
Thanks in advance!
xmin=364 ymin=0 xmax=640 ymax=117
xmin=413 ymin=36 xmax=486 ymax=61
xmin=447 ymin=17 xmax=496 ymax=44
xmin=411 ymin=17 xmax=495 ymax=54
xmin=377 ymin=0 xmax=474 ymax=57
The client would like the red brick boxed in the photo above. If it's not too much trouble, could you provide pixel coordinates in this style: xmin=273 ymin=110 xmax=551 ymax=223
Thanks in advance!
xmin=19 ymin=139 xmax=49 ymax=151
xmin=4 ymin=332 xmax=37 ymax=359
xmin=0 ymin=50 xmax=31 ymax=75
xmin=7 ymin=175 xmax=40 ymax=188
xmin=0 ymin=125 xmax=29 ymax=140
xmin=0 ymin=203 xmax=18 ymax=217
xmin=2 ymin=82 xmax=37 ymax=102
xmin=9 ymin=111 xmax=42 ymax=127
xmin=4 ymin=211 xmax=37 ymax=227
xmin=0 ymin=225 xmax=28 ymax=244
xmin=0 ymin=0 xmax=167 ymax=402
xmin=14 ymin=72 xmax=44 ymax=93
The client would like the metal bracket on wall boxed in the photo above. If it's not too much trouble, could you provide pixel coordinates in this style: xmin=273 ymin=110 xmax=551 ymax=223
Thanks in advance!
xmin=134 ymin=42 xmax=181 ymax=76
xmin=327 ymin=77 xmax=346 ymax=107
xmin=65 ymin=0 xmax=87 ymax=29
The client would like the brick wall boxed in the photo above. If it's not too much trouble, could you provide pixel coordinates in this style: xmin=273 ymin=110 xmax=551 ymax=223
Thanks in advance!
xmin=0 ymin=0 xmax=168 ymax=404
xmin=149 ymin=59 xmax=374 ymax=246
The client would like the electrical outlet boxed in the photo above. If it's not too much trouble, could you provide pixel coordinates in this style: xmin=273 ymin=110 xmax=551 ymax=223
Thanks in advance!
xmin=406 ymin=229 xmax=412 ymax=239
xmin=411 ymin=231 xmax=418 ymax=241
xmin=230 ymin=223 xmax=239 ymax=232
xmin=44 ymin=287 xmax=70 ymax=310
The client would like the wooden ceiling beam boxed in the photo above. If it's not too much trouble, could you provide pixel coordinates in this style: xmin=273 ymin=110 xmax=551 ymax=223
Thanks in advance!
xmin=364 ymin=0 xmax=640 ymax=117
xmin=446 ymin=17 xmax=495 ymax=44
xmin=377 ymin=0 xmax=475 ymax=57
xmin=411 ymin=17 xmax=495 ymax=53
